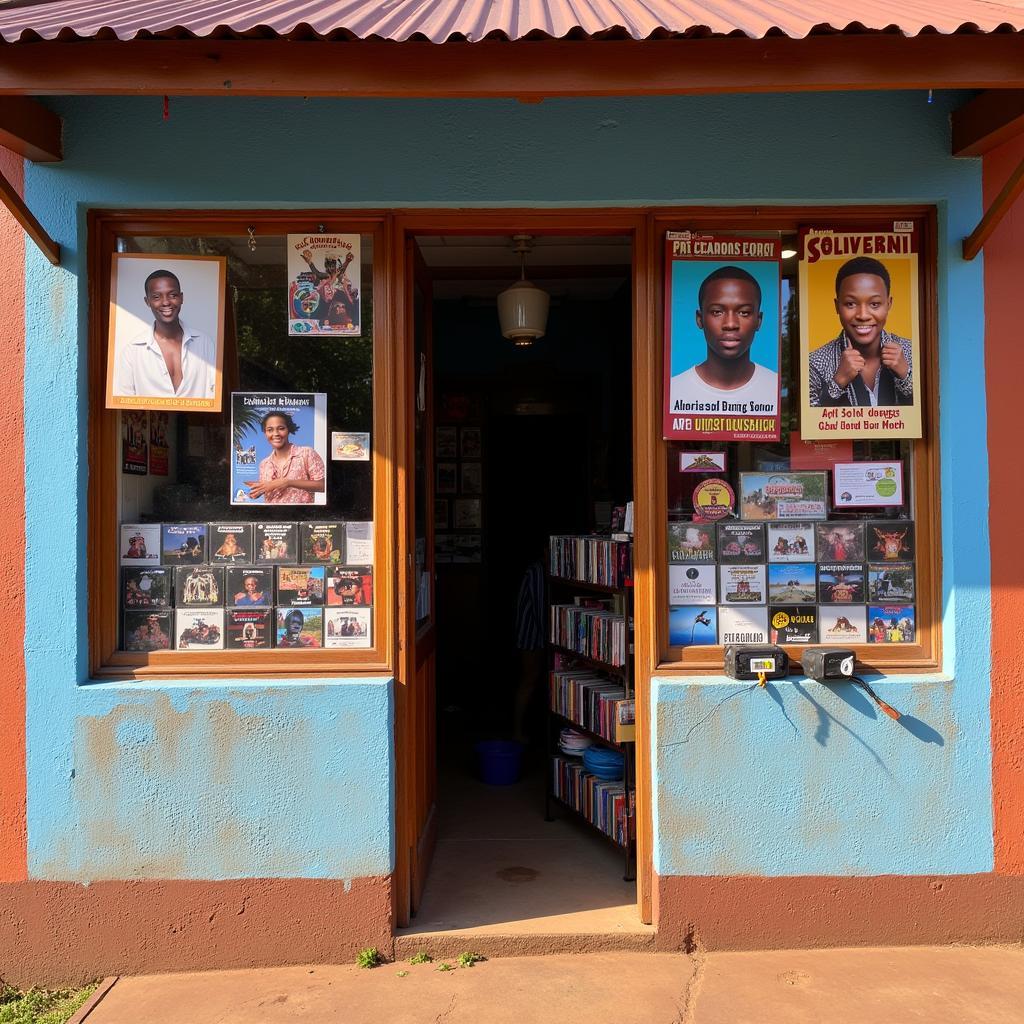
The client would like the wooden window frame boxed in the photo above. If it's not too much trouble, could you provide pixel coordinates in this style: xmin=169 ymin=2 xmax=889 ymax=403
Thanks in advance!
xmin=87 ymin=210 xmax=397 ymax=679
xmin=642 ymin=206 xmax=942 ymax=675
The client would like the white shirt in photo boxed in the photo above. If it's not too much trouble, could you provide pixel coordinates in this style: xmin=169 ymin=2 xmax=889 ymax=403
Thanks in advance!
xmin=113 ymin=320 xmax=217 ymax=399
xmin=670 ymin=363 xmax=777 ymax=414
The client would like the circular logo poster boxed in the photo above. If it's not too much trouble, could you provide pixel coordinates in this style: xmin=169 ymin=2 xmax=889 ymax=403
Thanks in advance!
xmin=692 ymin=478 xmax=735 ymax=522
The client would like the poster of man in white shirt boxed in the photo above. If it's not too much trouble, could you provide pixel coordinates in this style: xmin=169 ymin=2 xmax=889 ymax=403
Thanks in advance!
xmin=106 ymin=253 xmax=226 ymax=412
xmin=664 ymin=233 xmax=782 ymax=442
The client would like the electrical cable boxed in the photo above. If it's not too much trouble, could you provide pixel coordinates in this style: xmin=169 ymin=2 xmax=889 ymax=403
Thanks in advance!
xmin=849 ymin=674 xmax=902 ymax=721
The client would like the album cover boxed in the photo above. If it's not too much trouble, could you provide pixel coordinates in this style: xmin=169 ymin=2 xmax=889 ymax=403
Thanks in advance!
xmin=122 ymin=567 xmax=171 ymax=608
xmin=254 ymin=522 xmax=298 ymax=564
xmin=300 ymin=521 xmax=345 ymax=564
xmin=739 ymin=471 xmax=828 ymax=520
xmin=460 ymin=462 xmax=482 ymax=495
xmin=717 ymin=522 xmax=765 ymax=563
xmin=174 ymin=565 xmax=225 ymax=607
xmin=719 ymin=563 xmax=767 ymax=604
xmin=453 ymin=533 xmax=482 ymax=563
xmin=668 ymin=564 xmax=716 ymax=606
xmin=815 ymin=522 xmax=865 ymax=563
xmin=819 ymin=605 xmax=867 ymax=645
xmin=436 ymin=462 xmax=457 ymax=494
xmin=668 ymin=521 xmax=716 ymax=563
xmin=454 ymin=498 xmax=483 ymax=530
xmin=817 ymin=563 xmax=865 ymax=604
xmin=767 ymin=522 xmax=815 ymax=562
xmin=120 ymin=523 xmax=161 ymax=565
xmin=867 ymin=562 xmax=915 ymax=603
xmin=435 ymin=533 xmax=455 ymax=563
xmin=122 ymin=609 xmax=172 ymax=651
xmin=277 ymin=565 xmax=326 ymax=607
xmin=345 ymin=521 xmax=374 ymax=563
xmin=275 ymin=607 xmax=323 ymax=648
xmin=160 ymin=523 xmax=208 ymax=565
xmin=225 ymin=566 xmax=273 ymax=607
xmin=767 ymin=563 xmax=817 ymax=604
xmin=326 ymin=566 xmax=373 ymax=607
xmin=324 ymin=606 xmax=372 ymax=649
xmin=225 ymin=607 xmax=272 ymax=649
xmin=668 ymin=606 xmax=718 ymax=647
xmin=769 ymin=605 xmax=818 ymax=645
xmin=435 ymin=426 xmax=457 ymax=458
xmin=718 ymin=605 xmax=770 ymax=645
xmin=460 ymin=427 xmax=482 ymax=459
xmin=175 ymin=608 xmax=225 ymax=650
xmin=867 ymin=521 xmax=915 ymax=562
xmin=867 ymin=605 xmax=916 ymax=644
xmin=209 ymin=523 xmax=254 ymax=563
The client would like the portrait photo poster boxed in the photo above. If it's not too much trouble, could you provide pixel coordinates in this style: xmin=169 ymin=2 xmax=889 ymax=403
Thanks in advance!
xmin=106 ymin=253 xmax=227 ymax=412
xmin=663 ymin=232 xmax=782 ymax=442
xmin=230 ymin=392 xmax=328 ymax=506
xmin=286 ymin=233 xmax=361 ymax=337
xmin=799 ymin=225 xmax=922 ymax=440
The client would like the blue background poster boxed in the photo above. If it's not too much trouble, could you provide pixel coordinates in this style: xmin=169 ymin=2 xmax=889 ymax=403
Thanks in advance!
xmin=230 ymin=392 xmax=328 ymax=506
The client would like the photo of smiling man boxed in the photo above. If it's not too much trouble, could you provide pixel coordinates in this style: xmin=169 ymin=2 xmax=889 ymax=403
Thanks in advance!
xmin=809 ymin=257 xmax=913 ymax=408
xmin=106 ymin=253 xmax=226 ymax=412
xmin=799 ymin=227 xmax=922 ymax=439
xmin=664 ymin=233 xmax=781 ymax=441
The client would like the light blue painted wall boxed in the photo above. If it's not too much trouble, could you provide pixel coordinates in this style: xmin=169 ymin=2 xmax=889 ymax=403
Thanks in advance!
xmin=23 ymin=91 xmax=987 ymax=880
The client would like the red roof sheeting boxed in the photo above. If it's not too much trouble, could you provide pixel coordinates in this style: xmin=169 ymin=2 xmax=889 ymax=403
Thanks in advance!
xmin=0 ymin=0 xmax=1023 ymax=43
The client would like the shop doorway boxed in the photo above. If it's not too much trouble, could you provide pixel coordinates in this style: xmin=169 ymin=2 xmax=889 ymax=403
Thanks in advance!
xmin=395 ymin=221 xmax=651 ymax=948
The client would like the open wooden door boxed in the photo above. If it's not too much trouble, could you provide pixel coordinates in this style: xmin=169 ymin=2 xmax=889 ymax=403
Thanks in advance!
xmin=394 ymin=233 xmax=438 ymax=926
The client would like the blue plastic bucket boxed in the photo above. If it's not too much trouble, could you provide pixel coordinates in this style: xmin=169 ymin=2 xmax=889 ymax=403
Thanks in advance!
xmin=475 ymin=740 xmax=524 ymax=786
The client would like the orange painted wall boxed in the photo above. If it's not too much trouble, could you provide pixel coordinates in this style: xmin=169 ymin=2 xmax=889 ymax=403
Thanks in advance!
xmin=0 ymin=146 xmax=26 ymax=882
xmin=984 ymin=136 xmax=1024 ymax=876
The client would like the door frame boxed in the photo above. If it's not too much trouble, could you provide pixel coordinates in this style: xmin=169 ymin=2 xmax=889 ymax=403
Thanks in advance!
xmin=392 ymin=209 xmax=656 ymax=926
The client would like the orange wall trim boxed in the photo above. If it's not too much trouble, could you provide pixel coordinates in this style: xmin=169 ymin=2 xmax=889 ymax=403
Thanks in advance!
xmin=0 ymin=145 xmax=26 ymax=883
xmin=984 ymin=136 xmax=1024 ymax=876
xmin=0 ymin=876 xmax=393 ymax=988
xmin=653 ymin=874 xmax=1024 ymax=951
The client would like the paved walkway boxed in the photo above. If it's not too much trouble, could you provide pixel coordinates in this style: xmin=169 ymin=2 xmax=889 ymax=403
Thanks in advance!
xmin=77 ymin=946 xmax=1024 ymax=1024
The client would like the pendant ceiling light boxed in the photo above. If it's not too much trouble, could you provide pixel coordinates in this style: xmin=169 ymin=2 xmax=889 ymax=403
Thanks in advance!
xmin=497 ymin=234 xmax=550 ymax=347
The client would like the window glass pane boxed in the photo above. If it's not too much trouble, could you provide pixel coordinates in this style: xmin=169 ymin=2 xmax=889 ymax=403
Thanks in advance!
xmin=116 ymin=234 xmax=375 ymax=653
xmin=666 ymin=230 xmax=919 ymax=655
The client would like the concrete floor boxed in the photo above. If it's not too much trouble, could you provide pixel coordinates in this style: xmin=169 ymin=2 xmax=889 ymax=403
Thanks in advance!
xmin=394 ymin=764 xmax=652 ymax=957
xmin=77 ymin=946 xmax=1024 ymax=1024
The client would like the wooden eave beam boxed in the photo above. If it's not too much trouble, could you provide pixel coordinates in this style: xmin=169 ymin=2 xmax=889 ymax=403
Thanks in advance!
xmin=0 ymin=95 xmax=61 ymax=160
xmin=962 ymin=154 xmax=1024 ymax=260
xmin=0 ymin=165 xmax=59 ymax=264
xmin=2 ymin=35 xmax=1024 ymax=98
xmin=952 ymin=89 xmax=1024 ymax=157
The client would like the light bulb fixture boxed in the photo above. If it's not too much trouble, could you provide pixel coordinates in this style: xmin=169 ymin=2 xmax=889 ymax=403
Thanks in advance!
xmin=497 ymin=234 xmax=550 ymax=347
xmin=781 ymin=248 xmax=798 ymax=260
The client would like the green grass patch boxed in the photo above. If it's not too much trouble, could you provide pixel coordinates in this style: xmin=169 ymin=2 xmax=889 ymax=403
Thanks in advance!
xmin=0 ymin=982 xmax=97 ymax=1024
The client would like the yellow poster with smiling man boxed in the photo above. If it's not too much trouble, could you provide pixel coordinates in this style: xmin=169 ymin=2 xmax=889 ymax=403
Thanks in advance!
xmin=799 ymin=225 xmax=922 ymax=440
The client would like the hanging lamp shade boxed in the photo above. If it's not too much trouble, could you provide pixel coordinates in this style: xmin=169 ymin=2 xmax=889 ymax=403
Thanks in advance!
xmin=498 ymin=278 xmax=550 ymax=345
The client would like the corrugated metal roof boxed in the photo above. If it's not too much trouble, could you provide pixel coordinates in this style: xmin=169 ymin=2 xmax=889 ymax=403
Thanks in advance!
xmin=0 ymin=0 xmax=1023 ymax=43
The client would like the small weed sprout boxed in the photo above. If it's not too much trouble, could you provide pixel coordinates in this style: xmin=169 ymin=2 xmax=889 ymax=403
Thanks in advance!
xmin=457 ymin=952 xmax=484 ymax=968
xmin=356 ymin=947 xmax=383 ymax=969
xmin=436 ymin=962 xmax=454 ymax=972
xmin=408 ymin=951 xmax=433 ymax=965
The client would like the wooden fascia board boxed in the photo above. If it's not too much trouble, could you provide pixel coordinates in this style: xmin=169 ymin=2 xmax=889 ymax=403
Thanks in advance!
xmin=1 ymin=35 xmax=1024 ymax=98
xmin=0 ymin=95 xmax=61 ymax=161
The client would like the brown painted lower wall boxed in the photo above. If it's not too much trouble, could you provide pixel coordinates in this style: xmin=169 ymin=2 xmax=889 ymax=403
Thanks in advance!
xmin=654 ymin=873 xmax=1024 ymax=952
xmin=1 ymin=876 xmax=392 ymax=988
